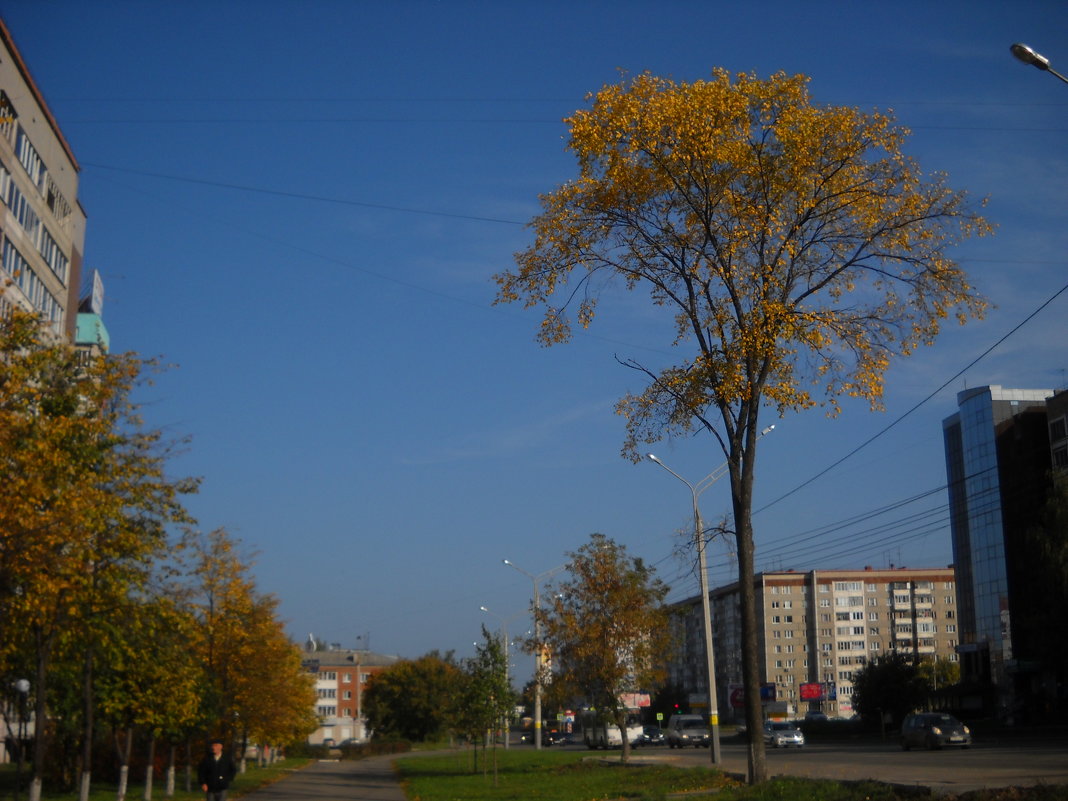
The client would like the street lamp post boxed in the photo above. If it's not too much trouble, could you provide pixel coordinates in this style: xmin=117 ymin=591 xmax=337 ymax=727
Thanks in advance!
xmin=502 ymin=559 xmax=564 ymax=751
xmin=1011 ymin=43 xmax=1068 ymax=85
xmin=646 ymin=426 xmax=774 ymax=767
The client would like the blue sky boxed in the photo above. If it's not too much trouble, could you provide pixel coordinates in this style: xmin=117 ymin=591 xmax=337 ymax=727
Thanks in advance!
xmin=3 ymin=1 xmax=1066 ymax=675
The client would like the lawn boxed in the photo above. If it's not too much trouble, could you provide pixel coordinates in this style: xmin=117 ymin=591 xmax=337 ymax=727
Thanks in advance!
xmin=396 ymin=750 xmax=1068 ymax=801
xmin=397 ymin=749 xmax=734 ymax=800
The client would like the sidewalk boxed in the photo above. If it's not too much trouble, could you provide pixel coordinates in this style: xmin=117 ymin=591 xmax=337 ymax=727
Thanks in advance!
xmin=241 ymin=756 xmax=406 ymax=801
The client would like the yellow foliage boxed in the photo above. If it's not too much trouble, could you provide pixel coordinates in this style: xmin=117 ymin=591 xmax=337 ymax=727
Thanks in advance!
xmin=493 ymin=68 xmax=990 ymax=459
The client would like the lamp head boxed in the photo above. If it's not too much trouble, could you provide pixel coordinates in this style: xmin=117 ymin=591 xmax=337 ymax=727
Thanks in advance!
xmin=646 ymin=453 xmax=662 ymax=464
xmin=1012 ymin=43 xmax=1050 ymax=70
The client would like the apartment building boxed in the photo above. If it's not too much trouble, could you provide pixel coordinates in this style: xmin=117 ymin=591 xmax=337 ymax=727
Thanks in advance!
xmin=668 ymin=566 xmax=958 ymax=720
xmin=0 ymin=18 xmax=85 ymax=340
xmin=301 ymin=644 xmax=399 ymax=745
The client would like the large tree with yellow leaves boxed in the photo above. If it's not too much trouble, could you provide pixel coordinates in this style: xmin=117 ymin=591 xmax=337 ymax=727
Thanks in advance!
xmin=494 ymin=70 xmax=990 ymax=782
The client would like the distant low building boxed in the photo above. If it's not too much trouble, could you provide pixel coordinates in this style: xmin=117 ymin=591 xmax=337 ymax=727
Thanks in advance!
xmin=301 ymin=638 xmax=399 ymax=744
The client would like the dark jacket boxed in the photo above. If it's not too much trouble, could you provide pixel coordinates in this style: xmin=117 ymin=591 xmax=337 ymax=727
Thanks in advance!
xmin=197 ymin=752 xmax=237 ymax=792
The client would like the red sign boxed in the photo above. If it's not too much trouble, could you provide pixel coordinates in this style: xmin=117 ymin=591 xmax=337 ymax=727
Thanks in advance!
xmin=729 ymin=685 xmax=745 ymax=708
xmin=799 ymin=682 xmax=824 ymax=701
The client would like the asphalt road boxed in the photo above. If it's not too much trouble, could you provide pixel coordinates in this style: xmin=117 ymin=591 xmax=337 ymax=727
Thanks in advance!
xmin=648 ymin=739 xmax=1068 ymax=793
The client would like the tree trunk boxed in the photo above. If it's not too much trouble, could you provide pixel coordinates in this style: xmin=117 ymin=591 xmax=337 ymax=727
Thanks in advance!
xmin=115 ymin=728 xmax=132 ymax=801
xmin=183 ymin=739 xmax=192 ymax=792
xmin=615 ymin=710 xmax=631 ymax=763
xmin=165 ymin=744 xmax=175 ymax=798
xmin=143 ymin=735 xmax=155 ymax=801
xmin=29 ymin=625 xmax=54 ymax=801
xmin=79 ymin=645 xmax=95 ymax=801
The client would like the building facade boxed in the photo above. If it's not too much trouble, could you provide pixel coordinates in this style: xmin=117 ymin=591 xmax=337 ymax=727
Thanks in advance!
xmin=668 ymin=566 xmax=959 ymax=720
xmin=0 ymin=18 xmax=85 ymax=340
xmin=942 ymin=385 xmax=1058 ymax=718
xmin=300 ymin=643 xmax=399 ymax=745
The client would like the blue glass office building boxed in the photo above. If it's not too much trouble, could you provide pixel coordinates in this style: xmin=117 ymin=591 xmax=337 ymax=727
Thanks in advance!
xmin=942 ymin=386 xmax=1053 ymax=716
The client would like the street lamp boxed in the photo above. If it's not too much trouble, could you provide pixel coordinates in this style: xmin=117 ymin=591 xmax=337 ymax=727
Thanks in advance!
xmin=1011 ymin=43 xmax=1068 ymax=85
xmin=646 ymin=425 xmax=775 ymax=766
xmin=502 ymin=559 xmax=565 ymax=750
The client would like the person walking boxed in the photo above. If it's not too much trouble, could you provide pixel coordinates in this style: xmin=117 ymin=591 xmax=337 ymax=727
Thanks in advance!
xmin=198 ymin=738 xmax=237 ymax=801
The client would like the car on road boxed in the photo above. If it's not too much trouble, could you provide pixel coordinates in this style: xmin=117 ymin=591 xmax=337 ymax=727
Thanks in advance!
xmin=900 ymin=712 xmax=972 ymax=750
xmin=804 ymin=711 xmax=829 ymax=723
xmin=763 ymin=721 xmax=805 ymax=748
xmin=635 ymin=725 xmax=665 ymax=746
xmin=666 ymin=714 xmax=710 ymax=748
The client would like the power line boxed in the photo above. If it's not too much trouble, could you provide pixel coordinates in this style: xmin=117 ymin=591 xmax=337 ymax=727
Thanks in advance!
xmin=756 ymin=279 xmax=1068 ymax=513
xmin=80 ymin=161 xmax=527 ymax=226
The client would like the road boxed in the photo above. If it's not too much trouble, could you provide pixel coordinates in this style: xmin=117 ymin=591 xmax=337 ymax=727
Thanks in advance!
xmin=641 ymin=739 xmax=1068 ymax=793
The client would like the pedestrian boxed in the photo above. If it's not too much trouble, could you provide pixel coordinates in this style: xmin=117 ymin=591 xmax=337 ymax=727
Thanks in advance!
xmin=197 ymin=738 xmax=237 ymax=801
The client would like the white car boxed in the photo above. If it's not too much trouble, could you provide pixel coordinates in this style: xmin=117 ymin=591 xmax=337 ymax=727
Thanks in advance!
xmin=763 ymin=721 xmax=805 ymax=748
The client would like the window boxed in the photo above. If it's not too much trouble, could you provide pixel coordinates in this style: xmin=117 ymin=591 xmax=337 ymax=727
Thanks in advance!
xmin=322 ymin=671 xmax=337 ymax=680
xmin=818 ymin=584 xmax=829 ymax=593
xmin=819 ymin=598 xmax=830 ymax=608
xmin=834 ymin=581 xmax=862 ymax=591
xmin=850 ymin=611 xmax=863 ymax=620
xmin=1054 ymin=447 xmax=1068 ymax=469
xmin=946 ymin=624 xmax=957 ymax=633
xmin=866 ymin=584 xmax=877 ymax=593
xmin=868 ymin=597 xmax=879 ymax=606
xmin=1050 ymin=418 xmax=1067 ymax=441
xmin=318 ymin=688 xmax=336 ymax=699
xmin=0 ymin=91 xmax=17 ymax=140
xmin=869 ymin=627 xmax=880 ymax=636
xmin=343 ymin=673 xmax=351 ymax=683
xmin=15 ymin=126 xmax=46 ymax=191
xmin=343 ymin=690 xmax=352 ymax=700
xmin=783 ymin=600 xmax=793 ymax=609
xmin=317 ymin=706 xmax=337 ymax=717
xmin=869 ymin=612 xmax=879 ymax=620
xmin=784 ymin=630 xmax=794 ymax=638
xmin=870 ymin=642 xmax=881 ymax=651
xmin=784 ymin=615 xmax=794 ymax=623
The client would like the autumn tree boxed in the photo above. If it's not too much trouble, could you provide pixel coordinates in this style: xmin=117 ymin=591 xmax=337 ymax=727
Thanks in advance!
xmin=533 ymin=533 xmax=670 ymax=763
xmin=454 ymin=626 xmax=514 ymax=777
xmin=494 ymin=70 xmax=990 ymax=781
xmin=362 ymin=652 xmax=463 ymax=742
xmin=0 ymin=307 xmax=197 ymax=801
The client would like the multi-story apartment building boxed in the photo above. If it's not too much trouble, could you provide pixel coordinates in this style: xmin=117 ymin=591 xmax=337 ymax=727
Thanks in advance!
xmin=301 ymin=643 xmax=399 ymax=745
xmin=0 ymin=18 xmax=86 ymax=340
xmin=942 ymin=385 xmax=1060 ymax=719
xmin=668 ymin=566 xmax=959 ymax=720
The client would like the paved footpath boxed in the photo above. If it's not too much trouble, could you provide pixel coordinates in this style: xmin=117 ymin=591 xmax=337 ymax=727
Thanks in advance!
xmin=241 ymin=757 xmax=407 ymax=801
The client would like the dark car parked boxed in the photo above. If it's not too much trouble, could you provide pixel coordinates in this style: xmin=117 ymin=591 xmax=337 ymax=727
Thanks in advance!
xmin=635 ymin=725 xmax=665 ymax=746
xmin=900 ymin=712 xmax=972 ymax=750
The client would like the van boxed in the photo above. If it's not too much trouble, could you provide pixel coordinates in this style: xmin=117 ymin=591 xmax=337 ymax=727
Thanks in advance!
xmin=665 ymin=714 xmax=709 ymax=748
